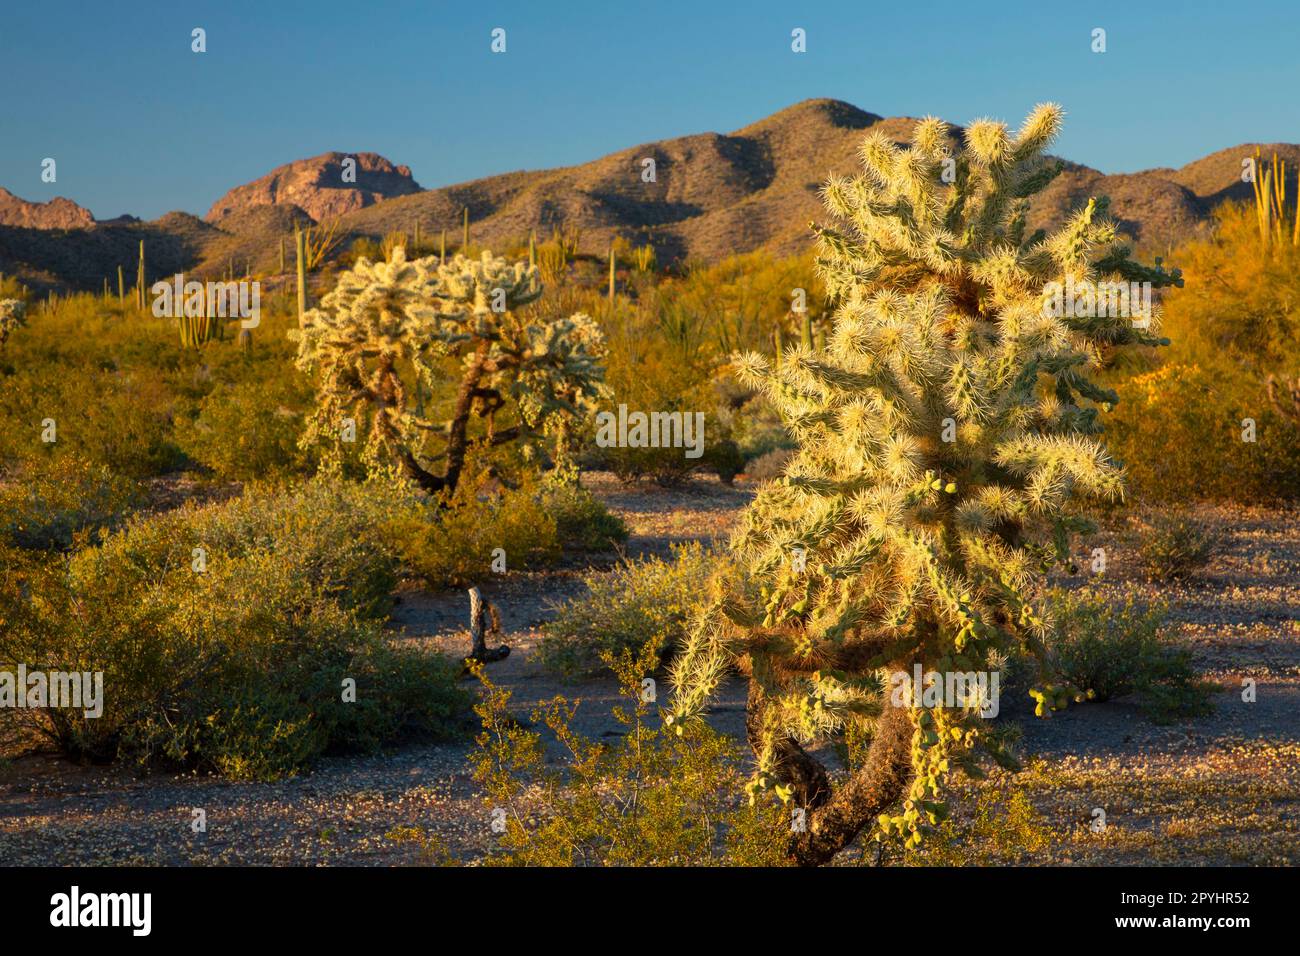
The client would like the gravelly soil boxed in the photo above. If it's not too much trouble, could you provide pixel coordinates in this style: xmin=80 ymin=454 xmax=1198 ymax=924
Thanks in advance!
xmin=1 ymin=476 xmax=1297 ymax=866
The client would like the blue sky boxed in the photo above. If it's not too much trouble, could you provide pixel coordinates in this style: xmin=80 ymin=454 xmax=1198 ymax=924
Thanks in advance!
xmin=3 ymin=0 xmax=1297 ymax=220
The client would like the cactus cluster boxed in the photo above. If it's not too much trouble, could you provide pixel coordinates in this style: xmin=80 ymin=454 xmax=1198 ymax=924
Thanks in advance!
xmin=667 ymin=104 xmax=1182 ymax=865
xmin=293 ymin=247 xmax=606 ymax=495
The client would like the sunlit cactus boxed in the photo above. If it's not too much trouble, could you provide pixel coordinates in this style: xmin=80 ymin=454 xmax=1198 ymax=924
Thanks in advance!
xmin=667 ymin=104 xmax=1182 ymax=866
xmin=0 ymin=298 xmax=26 ymax=347
xmin=293 ymin=247 xmax=607 ymax=495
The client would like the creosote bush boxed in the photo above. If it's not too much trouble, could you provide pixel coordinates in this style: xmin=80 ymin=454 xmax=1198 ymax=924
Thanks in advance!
xmin=668 ymin=104 xmax=1182 ymax=865
xmin=0 ymin=477 xmax=468 ymax=777
xmin=389 ymin=472 xmax=626 ymax=590
xmin=0 ymin=454 xmax=142 ymax=551
xmin=538 ymin=542 xmax=722 ymax=677
xmin=1137 ymin=513 xmax=1217 ymax=581
xmin=1045 ymin=587 xmax=1215 ymax=723
xmin=470 ymin=642 xmax=789 ymax=866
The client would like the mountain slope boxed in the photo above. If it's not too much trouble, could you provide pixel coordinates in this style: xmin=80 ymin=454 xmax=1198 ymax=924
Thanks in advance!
xmin=2 ymin=99 xmax=1296 ymax=291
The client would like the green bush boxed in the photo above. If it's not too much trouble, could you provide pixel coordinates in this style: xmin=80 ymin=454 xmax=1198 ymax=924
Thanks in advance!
xmin=542 ymin=481 xmax=628 ymax=552
xmin=392 ymin=475 xmax=626 ymax=590
xmin=0 ymin=455 xmax=142 ymax=551
xmin=175 ymin=375 xmax=311 ymax=481
xmin=1045 ymin=587 xmax=1215 ymax=723
xmin=0 ymin=477 xmax=467 ymax=778
xmin=1104 ymin=360 xmax=1300 ymax=502
xmin=469 ymin=643 xmax=788 ymax=866
xmin=1138 ymin=514 xmax=1217 ymax=581
xmin=538 ymin=542 xmax=722 ymax=677
xmin=0 ymin=365 xmax=183 ymax=477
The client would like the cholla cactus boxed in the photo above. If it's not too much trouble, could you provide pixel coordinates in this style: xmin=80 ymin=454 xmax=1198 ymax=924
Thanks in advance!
xmin=293 ymin=247 xmax=606 ymax=494
xmin=668 ymin=105 xmax=1181 ymax=866
xmin=0 ymin=298 xmax=27 ymax=348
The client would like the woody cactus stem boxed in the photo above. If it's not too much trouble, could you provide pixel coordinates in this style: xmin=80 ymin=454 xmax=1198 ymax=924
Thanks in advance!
xmin=462 ymin=207 xmax=469 ymax=251
xmin=465 ymin=587 xmax=510 ymax=665
xmin=608 ymin=245 xmax=616 ymax=302
xmin=117 ymin=266 xmax=124 ymax=307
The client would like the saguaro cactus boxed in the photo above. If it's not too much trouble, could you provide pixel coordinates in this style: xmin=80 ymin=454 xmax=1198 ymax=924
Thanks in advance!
xmin=136 ymin=240 xmax=146 ymax=310
xmin=295 ymin=225 xmax=308 ymax=321
xmin=668 ymin=104 xmax=1182 ymax=866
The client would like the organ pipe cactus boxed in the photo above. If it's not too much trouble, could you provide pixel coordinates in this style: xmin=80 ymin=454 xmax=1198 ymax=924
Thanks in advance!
xmin=667 ymin=104 xmax=1182 ymax=866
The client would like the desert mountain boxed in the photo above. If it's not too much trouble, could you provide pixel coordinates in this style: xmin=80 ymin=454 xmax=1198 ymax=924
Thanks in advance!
xmin=2 ymin=99 xmax=1297 ymax=292
xmin=205 ymin=152 xmax=422 ymax=224
xmin=0 ymin=188 xmax=95 ymax=230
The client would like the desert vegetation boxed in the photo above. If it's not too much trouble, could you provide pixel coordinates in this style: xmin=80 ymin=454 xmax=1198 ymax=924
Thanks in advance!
xmin=1 ymin=102 xmax=1298 ymax=869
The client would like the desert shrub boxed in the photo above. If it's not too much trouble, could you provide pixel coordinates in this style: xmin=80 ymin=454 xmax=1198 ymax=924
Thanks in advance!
xmin=470 ymin=643 xmax=788 ymax=866
xmin=0 ymin=455 xmax=143 ymax=551
xmin=79 ymin=476 xmax=410 ymax=619
xmin=745 ymin=447 xmax=794 ymax=482
xmin=1103 ymin=200 xmax=1300 ymax=502
xmin=1045 ymin=588 xmax=1215 ymax=723
xmin=542 ymin=481 xmax=628 ymax=551
xmin=0 ymin=477 xmax=467 ymax=777
xmin=911 ymin=775 xmax=1054 ymax=866
xmin=1159 ymin=201 xmax=1300 ymax=367
xmin=1104 ymin=360 xmax=1300 ymax=501
xmin=1137 ymin=513 xmax=1217 ymax=580
xmin=392 ymin=474 xmax=626 ymax=590
xmin=538 ymin=542 xmax=722 ymax=677
xmin=704 ymin=438 xmax=745 ymax=486
xmin=175 ymin=375 xmax=312 ymax=480
xmin=391 ymin=481 xmax=559 ymax=589
xmin=0 ymin=365 xmax=182 ymax=477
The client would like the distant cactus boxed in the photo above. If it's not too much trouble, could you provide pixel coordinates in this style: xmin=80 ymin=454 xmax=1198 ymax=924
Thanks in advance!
xmin=667 ymin=104 xmax=1181 ymax=866
xmin=0 ymin=298 xmax=26 ymax=347
xmin=293 ymin=247 xmax=607 ymax=496
xmin=136 ymin=240 xmax=146 ymax=310
xmin=295 ymin=225 xmax=308 ymax=321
